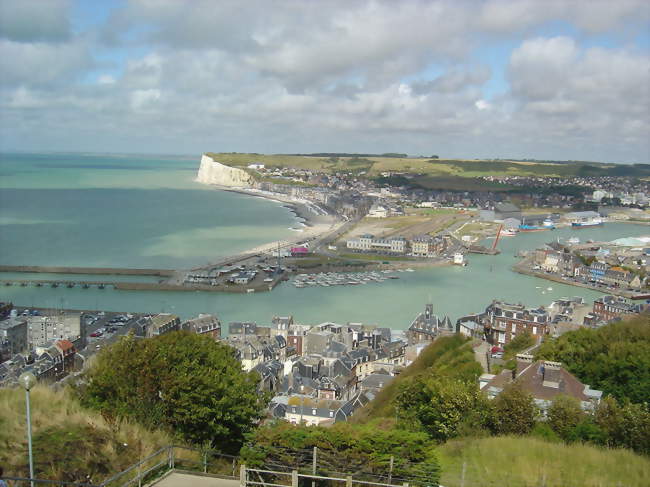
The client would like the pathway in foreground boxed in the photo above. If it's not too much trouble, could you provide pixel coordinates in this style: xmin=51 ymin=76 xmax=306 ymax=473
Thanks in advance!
xmin=150 ymin=472 xmax=239 ymax=487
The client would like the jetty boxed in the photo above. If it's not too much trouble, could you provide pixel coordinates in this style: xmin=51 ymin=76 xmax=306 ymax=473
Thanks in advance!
xmin=0 ymin=265 xmax=175 ymax=276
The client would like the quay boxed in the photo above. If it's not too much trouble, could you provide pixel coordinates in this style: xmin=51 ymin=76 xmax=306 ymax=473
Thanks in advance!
xmin=512 ymin=255 xmax=650 ymax=300
xmin=0 ymin=265 xmax=175 ymax=276
xmin=2 ymin=273 xmax=288 ymax=294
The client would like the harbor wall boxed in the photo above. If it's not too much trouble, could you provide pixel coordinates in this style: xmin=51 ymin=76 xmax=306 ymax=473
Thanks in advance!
xmin=196 ymin=154 xmax=254 ymax=187
xmin=0 ymin=265 xmax=175 ymax=276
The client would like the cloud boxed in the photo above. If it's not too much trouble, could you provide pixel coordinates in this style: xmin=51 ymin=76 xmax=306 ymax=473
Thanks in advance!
xmin=0 ymin=0 xmax=71 ymax=42
xmin=0 ymin=0 xmax=648 ymax=163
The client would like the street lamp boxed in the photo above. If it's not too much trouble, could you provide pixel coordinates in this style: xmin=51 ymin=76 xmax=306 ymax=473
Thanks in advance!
xmin=19 ymin=372 xmax=36 ymax=487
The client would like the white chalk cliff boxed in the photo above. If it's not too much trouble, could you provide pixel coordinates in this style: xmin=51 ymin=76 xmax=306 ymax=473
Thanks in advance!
xmin=196 ymin=154 xmax=254 ymax=187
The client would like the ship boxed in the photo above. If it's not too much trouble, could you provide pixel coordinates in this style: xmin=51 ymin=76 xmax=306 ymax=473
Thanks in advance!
xmin=571 ymin=217 xmax=603 ymax=228
xmin=519 ymin=218 xmax=555 ymax=232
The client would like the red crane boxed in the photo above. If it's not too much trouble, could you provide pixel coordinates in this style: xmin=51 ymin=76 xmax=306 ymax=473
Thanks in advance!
xmin=492 ymin=224 xmax=504 ymax=252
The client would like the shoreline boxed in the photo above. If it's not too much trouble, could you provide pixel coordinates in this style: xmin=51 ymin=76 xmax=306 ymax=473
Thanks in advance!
xmin=188 ymin=182 xmax=346 ymax=272
xmin=209 ymin=183 xmax=334 ymax=229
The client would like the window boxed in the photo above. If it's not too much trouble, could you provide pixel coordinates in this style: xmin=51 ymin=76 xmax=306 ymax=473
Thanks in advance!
xmin=511 ymin=323 xmax=516 ymax=332
xmin=532 ymin=326 xmax=537 ymax=335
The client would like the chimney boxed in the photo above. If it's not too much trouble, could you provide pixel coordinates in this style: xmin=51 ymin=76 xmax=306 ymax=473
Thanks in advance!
xmin=542 ymin=360 xmax=562 ymax=389
xmin=515 ymin=353 xmax=534 ymax=375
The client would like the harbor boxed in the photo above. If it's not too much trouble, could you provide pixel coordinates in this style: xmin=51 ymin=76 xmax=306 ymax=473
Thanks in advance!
xmin=292 ymin=269 xmax=407 ymax=288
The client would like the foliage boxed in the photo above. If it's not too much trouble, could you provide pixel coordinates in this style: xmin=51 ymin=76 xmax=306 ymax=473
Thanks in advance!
xmin=78 ymin=331 xmax=266 ymax=452
xmin=240 ymin=421 xmax=440 ymax=487
xmin=547 ymin=395 xmax=584 ymax=441
xmin=0 ymin=385 xmax=182 ymax=482
xmin=536 ymin=316 xmax=650 ymax=404
xmin=438 ymin=435 xmax=650 ymax=487
xmin=595 ymin=396 xmax=650 ymax=455
xmin=503 ymin=332 xmax=535 ymax=359
xmin=395 ymin=377 xmax=491 ymax=442
xmin=355 ymin=335 xmax=482 ymax=420
xmin=490 ymin=384 xmax=536 ymax=435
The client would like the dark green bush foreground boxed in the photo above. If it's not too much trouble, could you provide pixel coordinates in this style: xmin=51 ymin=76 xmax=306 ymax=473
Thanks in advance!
xmin=241 ymin=421 xmax=440 ymax=487
xmin=77 ymin=331 xmax=267 ymax=453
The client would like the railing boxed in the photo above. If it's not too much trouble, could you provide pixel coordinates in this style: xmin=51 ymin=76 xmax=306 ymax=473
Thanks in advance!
xmin=1 ymin=447 xmax=423 ymax=487
xmin=241 ymin=466 xmax=411 ymax=487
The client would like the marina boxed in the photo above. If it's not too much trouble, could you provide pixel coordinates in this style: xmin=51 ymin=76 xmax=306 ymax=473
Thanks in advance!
xmin=292 ymin=270 xmax=405 ymax=288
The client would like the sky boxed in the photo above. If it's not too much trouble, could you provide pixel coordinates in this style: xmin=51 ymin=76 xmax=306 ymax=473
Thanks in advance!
xmin=0 ymin=0 xmax=649 ymax=163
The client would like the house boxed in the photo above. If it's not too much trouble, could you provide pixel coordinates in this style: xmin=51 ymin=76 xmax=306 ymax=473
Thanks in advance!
xmin=346 ymin=234 xmax=406 ymax=254
xmin=409 ymin=235 xmax=445 ymax=257
xmin=182 ymin=314 xmax=221 ymax=339
xmin=592 ymin=295 xmax=647 ymax=322
xmin=482 ymin=301 xmax=549 ymax=346
xmin=0 ymin=317 xmax=28 ymax=358
xmin=405 ymin=304 xmax=452 ymax=345
xmin=290 ymin=246 xmax=309 ymax=257
xmin=481 ymin=354 xmax=602 ymax=413
xmin=145 ymin=314 xmax=181 ymax=338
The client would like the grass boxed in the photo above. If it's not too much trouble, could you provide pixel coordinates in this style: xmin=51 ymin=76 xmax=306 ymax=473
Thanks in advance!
xmin=438 ymin=435 xmax=650 ymax=487
xmin=0 ymin=386 xmax=197 ymax=482
xmin=206 ymin=153 xmax=650 ymax=181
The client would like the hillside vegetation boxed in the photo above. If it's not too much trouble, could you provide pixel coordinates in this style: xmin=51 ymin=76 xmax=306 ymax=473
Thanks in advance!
xmin=354 ymin=335 xmax=482 ymax=421
xmin=0 ymin=385 xmax=182 ymax=482
xmin=537 ymin=315 xmax=650 ymax=404
xmin=438 ymin=436 xmax=650 ymax=487
xmin=205 ymin=152 xmax=650 ymax=179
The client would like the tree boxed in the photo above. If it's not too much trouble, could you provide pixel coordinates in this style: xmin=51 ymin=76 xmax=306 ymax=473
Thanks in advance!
xmin=395 ymin=376 xmax=491 ymax=441
xmin=536 ymin=317 xmax=650 ymax=404
xmin=595 ymin=396 xmax=650 ymax=455
xmin=547 ymin=395 xmax=584 ymax=441
xmin=491 ymin=384 xmax=536 ymax=435
xmin=78 ymin=331 xmax=266 ymax=452
xmin=503 ymin=332 xmax=535 ymax=359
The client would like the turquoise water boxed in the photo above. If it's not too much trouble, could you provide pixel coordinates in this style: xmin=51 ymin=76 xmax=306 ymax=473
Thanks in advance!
xmin=2 ymin=153 xmax=649 ymax=327
xmin=0 ymin=153 xmax=297 ymax=269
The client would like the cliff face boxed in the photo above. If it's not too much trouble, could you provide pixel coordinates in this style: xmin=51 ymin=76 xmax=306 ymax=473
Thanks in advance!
xmin=196 ymin=154 xmax=254 ymax=187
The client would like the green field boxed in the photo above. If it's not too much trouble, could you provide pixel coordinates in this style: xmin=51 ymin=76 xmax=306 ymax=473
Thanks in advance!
xmin=438 ymin=436 xmax=650 ymax=487
xmin=205 ymin=152 xmax=650 ymax=180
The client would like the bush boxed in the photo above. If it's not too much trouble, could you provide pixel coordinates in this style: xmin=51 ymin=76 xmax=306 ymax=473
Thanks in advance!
xmin=490 ymin=384 xmax=536 ymax=435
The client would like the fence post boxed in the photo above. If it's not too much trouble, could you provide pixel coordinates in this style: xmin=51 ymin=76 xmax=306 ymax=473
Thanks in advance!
xmin=203 ymin=450 xmax=208 ymax=473
xmin=240 ymin=464 xmax=247 ymax=487
xmin=346 ymin=475 xmax=352 ymax=487
xmin=389 ymin=455 xmax=394 ymax=484
xmin=168 ymin=446 xmax=175 ymax=469
xmin=292 ymin=470 xmax=299 ymax=487
xmin=312 ymin=446 xmax=317 ymax=487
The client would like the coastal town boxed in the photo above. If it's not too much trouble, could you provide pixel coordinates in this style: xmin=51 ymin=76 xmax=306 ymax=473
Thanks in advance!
xmin=2 ymin=285 xmax=646 ymax=422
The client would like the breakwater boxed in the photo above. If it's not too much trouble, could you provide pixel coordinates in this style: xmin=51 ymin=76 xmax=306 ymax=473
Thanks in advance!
xmin=0 ymin=265 xmax=175 ymax=276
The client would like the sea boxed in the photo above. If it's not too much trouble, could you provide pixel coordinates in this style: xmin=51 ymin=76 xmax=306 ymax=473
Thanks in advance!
xmin=1 ymin=152 xmax=649 ymax=328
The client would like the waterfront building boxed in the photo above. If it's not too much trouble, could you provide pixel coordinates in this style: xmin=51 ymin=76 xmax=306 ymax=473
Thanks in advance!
xmin=409 ymin=235 xmax=445 ymax=257
xmin=494 ymin=202 xmax=522 ymax=221
xmin=481 ymin=354 xmax=602 ymax=413
xmin=592 ymin=295 xmax=648 ymax=322
xmin=346 ymin=234 xmax=407 ymax=254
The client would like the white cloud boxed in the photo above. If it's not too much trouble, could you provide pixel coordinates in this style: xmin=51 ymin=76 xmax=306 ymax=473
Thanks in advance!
xmin=0 ymin=0 xmax=648 ymax=163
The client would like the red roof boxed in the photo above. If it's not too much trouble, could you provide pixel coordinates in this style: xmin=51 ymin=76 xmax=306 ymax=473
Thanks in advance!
xmin=55 ymin=339 xmax=75 ymax=353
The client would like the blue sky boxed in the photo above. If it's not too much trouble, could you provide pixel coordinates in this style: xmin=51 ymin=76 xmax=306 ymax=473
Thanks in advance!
xmin=1 ymin=0 xmax=649 ymax=163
